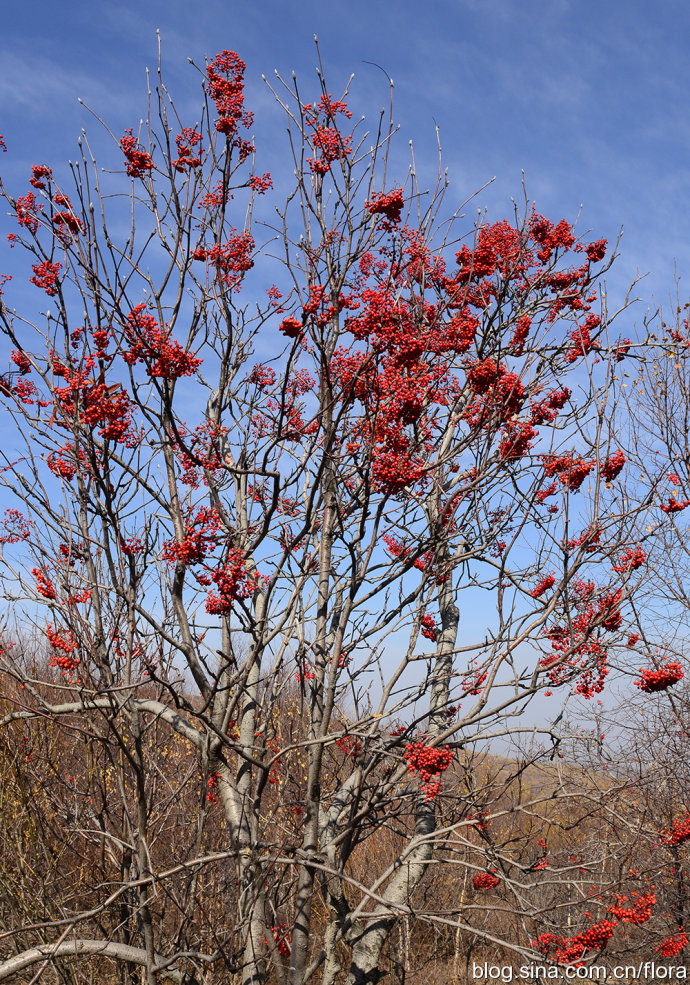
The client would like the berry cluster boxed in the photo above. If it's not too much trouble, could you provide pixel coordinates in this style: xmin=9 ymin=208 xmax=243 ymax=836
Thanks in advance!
xmin=531 ymin=574 xmax=556 ymax=599
xmin=279 ymin=316 xmax=302 ymax=339
xmin=472 ymin=872 xmax=500 ymax=890
xmin=420 ymin=614 xmax=437 ymax=641
xmin=193 ymin=232 xmax=255 ymax=291
xmin=32 ymin=567 xmax=56 ymax=600
xmin=206 ymin=50 xmax=253 ymax=155
xmin=53 ymin=361 xmax=134 ymax=444
xmin=249 ymin=173 xmax=273 ymax=194
xmin=161 ymin=507 xmax=221 ymax=567
xmin=658 ymin=929 xmax=688 ymax=957
xmin=120 ymin=129 xmax=154 ymax=177
xmin=304 ymin=94 xmax=353 ymax=175
xmin=16 ymin=192 xmax=41 ymax=232
xmin=46 ymin=625 xmax=79 ymax=673
xmin=534 ymin=920 xmax=617 ymax=966
xmin=207 ymin=771 xmax=220 ymax=804
xmin=335 ymin=734 xmax=362 ymax=759
xmin=51 ymin=193 xmax=83 ymax=238
xmin=612 ymin=546 xmax=646 ymax=573
xmin=462 ymin=664 xmax=488 ymax=695
xmin=365 ymin=188 xmax=404 ymax=227
xmin=635 ymin=661 xmax=683 ymax=693
xmin=600 ymin=449 xmax=626 ymax=483
xmin=172 ymin=128 xmax=202 ymax=173
xmin=124 ymin=304 xmax=203 ymax=379
xmin=542 ymin=583 xmax=624 ymax=698
xmin=204 ymin=550 xmax=264 ymax=614
xmin=564 ymin=314 xmax=601 ymax=363
xmin=29 ymin=164 xmax=52 ymax=189
xmin=663 ymin=815 xmax=690 ymax=846
xmin=661 ymin=498 xmax=690 ymax=513
xmin=264 ymin=923 xmax=291 ymax=958
xmin=404 ymin=741 xmax=453 ymax=801
xmin=542 ymin=452 xmax=594 ymax=493
xmin=608 ymin=890 xmax=656 ymax=924
xmin=30 ymin=259 xmax=61 ymax=296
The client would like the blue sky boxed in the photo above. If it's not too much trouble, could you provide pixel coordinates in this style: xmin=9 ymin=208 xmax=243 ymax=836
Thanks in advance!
xmin=2 ymin=0 xmax=685 ymax=734
xmin=2 ymin=0 xmax=690 ymax=321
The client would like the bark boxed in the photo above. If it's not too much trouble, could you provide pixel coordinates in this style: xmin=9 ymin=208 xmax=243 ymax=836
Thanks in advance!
xmin=0 ymin=940 xmax=190 ymax=982
xmin=344 ymin=565 xmax=460 ymax=985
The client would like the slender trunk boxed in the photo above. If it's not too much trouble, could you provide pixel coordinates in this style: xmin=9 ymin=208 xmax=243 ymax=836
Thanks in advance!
xmin=236 ymin=590 xmax=267 ymax=985
xmin=344 ymin=565 xmax=459 ymax=985
xmin=289 ymin=374 xmax=338 ymax=985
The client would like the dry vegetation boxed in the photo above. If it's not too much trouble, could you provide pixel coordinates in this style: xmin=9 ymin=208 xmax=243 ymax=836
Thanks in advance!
xmin=1 ymin=659 xmax=688 ymax=984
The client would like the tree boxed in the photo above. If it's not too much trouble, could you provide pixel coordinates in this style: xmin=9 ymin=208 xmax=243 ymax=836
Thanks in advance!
xmin=0 ymin=40 xmax=675 ymax=985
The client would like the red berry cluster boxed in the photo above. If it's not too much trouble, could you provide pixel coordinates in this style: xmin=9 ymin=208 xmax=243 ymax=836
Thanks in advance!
xmin=11 ymin=349 xmax=31 ymax=375
xmin=249 ymin=173 xmax=272 ymax=194
xmin=124 ymin=304 xmax=203 ymax=379
xmin=658 ymin=929 xmax=688 ymax=957
xmin=247 ymin=364 xmax=277 ymax=389
xmin=264 ymin=736 xmax=281 ymax=784
xmin=16 ymin=192 xmax=41 ymax=232
xmin=204 ymin=549 xmax=264 ymax=614
xmin=663 ymin=815 xmax=690 ymax=846
xmin=30 ymin=259 xmax=61 ymax=296
xmin=404 ymin=741 xmax=453 ymax=801
xmin=564 ymin=314 xmax=601 ymax=363
xmin=264 ymin=923 xmax=291 ymax=958
xmin=542 ymin=583 xmax=624 ymax=698
xmin=535 ymin=887 xmax=657 ymax=966
xmin=120 ymin=129 xmax=154 ymax=178
xmin=279 ymin=316 xmax=302 ymax=339
xmin=566 ymin=524 xmax=601 ymax=552
xmin=52 ymin=360 xmax=134 ymax=444
xmin=585 ymin=239 xmax=607 ymax=262
xmin=335 ymin=734 xmax=362 ymax=759
xmin=382 ymin=535 xmax=429 ymax=571
xmin=635 ymin=661 xmax=683 ymax=693
xmin=531 ymin=574 xmax=556 ymax=599
xmin=206 ymin=50 xmax=253 ymax=154
xmin=161 ymin=507 xmax=221 ymax=568
xmin=328 ymin=213 xmax=607 ymax=495
xmin=193 ymin=232 xmax=255 ymax=292
xmin=172 ymin=128 xmax=202 ymax=173
xmin=46 ymin=443 xmax=87 ymax=481
xmin=661 ymin=498 xmax=690 ymax=513
xmin=0 ymin=509 xmax=32 ymax=545
xmin=472 ymin=872 xmax=500 ymax=890
xmin=534 ymin=919 xmax=617 ymax=966
xmin=462 ymin=666 xmax=488 ymax=695
xmin=529 ymin=212 xmax=575 ymax=262
xmin=608 ymin=890 xmax=656 ymax=924
xmin=207 ymin=771 xmax=220 ymax=804
xmin=304 ymin=94 xmax=353 ymax=175
xmin=32 ymin=567 xmax=56 ymax=600
xmin=612 ymin=546 xmax=646 ymax=573
xmin=464 ymin=359 xmax=525 ymax=428
xmin=30 ymin=164 xmax=53 ymax=189
xmin=542 ymin=452 xmax=594 ymax=493
xmin=600 ymin=449 xmax=626 ymax=483
xmin=46 ymin=625 xmax=79 ymax=673
xmin=51 ymin=193 xmax=83 ymax=237
xmin=420 ymin=614 xmax=437 ymax=641
xmin=295 ymin=668 xmax=315 ymax=683
xmin=365 ymin=188 xmax=404 ymax=227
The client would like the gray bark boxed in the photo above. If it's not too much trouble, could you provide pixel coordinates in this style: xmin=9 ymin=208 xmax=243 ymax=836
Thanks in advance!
xmin=343 ymin=565 xmax=460 ymax=985
xmin=0 ymin=939 xmax=189 ymax=982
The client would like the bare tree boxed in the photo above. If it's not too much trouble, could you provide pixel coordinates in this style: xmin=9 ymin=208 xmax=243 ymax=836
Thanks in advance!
xmin=0 ymin=39 xmax=674 ymax=985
